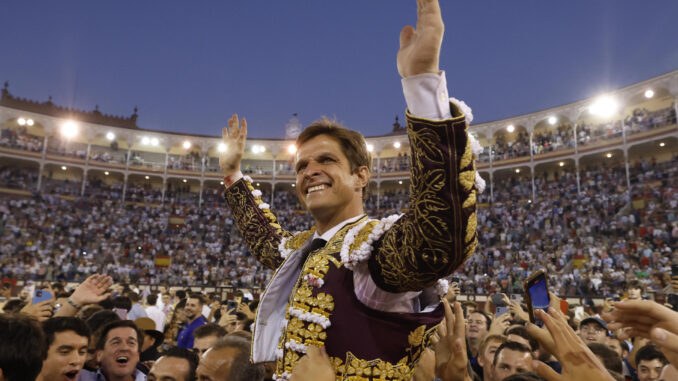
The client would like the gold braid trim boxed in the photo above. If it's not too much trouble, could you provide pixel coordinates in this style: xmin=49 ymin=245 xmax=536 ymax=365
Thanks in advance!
xmin=462 ymin=189 xmax=476 ymax=209
xmin=460 ymin=135 xmax=473 ymax=169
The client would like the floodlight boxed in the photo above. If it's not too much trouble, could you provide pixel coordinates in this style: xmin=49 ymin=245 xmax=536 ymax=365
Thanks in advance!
xmin=515 ymin=168 xmax=520 ymax=173
xmin=606 ymin=153 xmax=612 ymax=158
xmin=61 ymin=166 xmax=67 ymax=171
xmin=659 ymin=142 xmax=665 ymax=147
xmin=507 ymin=125 xmax=515 ymax=133
xmin=61 ymin=121 xmax=78 ymax=138
xmin=559 ymin=162 xmax=564 ymax=167
xmin=183 ymin=179 xmax=187 ymax=183
xmin=393 ymin=141 xmax=401 ymax=149
xmin=17 ymin=118 xmax=26 ymax=126
xmin=26 ymin=119 xmax=34 ymax=126
xmin=366 ymin=144 xmax=374 ymax=152
xmin=183 ymin=141 xmax=191 ymax=149
xmin=644 ymin=89 xmax=654 ymax=99
xmin=398 ymin=181 xmax=403 ymax=185
xmin=104 ymin=171 xmax=109 ymax=175
xmin=218 ymin=143 xmax=227 ymax=152
xmin=106 ymin=132 xmax=115 ymax=141
xmin=150 ymin=137 xmax=159 ymax=146
xmin=287 ymin=144 xmax=297 ymax=154
xmin=145 ymin=175 xmax=150 ymax=179
xmin=548 ymin=116 xmax=557 ymax=125
xmin=589 ymin=96 xmax=618 ymax=117
xmin=141 ymin=137 xmax=150 ymax=145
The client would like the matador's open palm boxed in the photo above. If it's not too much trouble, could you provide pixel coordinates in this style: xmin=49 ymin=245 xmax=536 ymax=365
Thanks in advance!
xmin=397 ymin=0 xmax=444 ymax=78
xmin=219 ymin=114 xmax=247 ymax=178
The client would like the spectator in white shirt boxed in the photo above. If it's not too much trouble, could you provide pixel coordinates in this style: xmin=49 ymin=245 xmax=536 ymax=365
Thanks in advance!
xmin=144 ymin=294 xmax=166 ymax=332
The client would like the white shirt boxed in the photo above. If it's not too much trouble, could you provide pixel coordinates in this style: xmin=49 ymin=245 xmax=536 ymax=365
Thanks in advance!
xmin=145 ymin=305 xmax=166 ymax=332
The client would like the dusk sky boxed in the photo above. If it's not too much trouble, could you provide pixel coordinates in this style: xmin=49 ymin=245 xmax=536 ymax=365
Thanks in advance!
xmin=2 ymin=1 xmax=678 ymax=139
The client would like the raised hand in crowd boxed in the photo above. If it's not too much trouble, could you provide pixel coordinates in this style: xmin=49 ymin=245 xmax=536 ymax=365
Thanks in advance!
xmin=602 ymin=299 xmax=678 ymax=368
xmin=20 ymin=299 xmax=53 ymax=321
xmin=489 ymin=313 xmax=511 ymax=336
xmin=56 ymin=274 xmax=113 ymax=316
xmin=431 ymin=299 xmax=472 ymax=381
xmin=446 ymin=282 xmax=460 ymax=302
xmin=290 ymin=346 xmax=335 ymax=381
xmin=397 ymin=0 xmax=444 ymax=78
xmin=528 ymin=307 xmax=615 ymax=381
xmin=237 ymin=302 xmax=255 ymax=320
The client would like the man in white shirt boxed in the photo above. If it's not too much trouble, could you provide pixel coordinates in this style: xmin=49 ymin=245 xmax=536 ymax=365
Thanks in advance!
xmin=144 ymin=293 xmax=166 ymax=333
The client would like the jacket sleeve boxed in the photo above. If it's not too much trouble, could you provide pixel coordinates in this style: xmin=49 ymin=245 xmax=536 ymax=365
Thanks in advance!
xmin=223 ymin=178 xmax=291 ymax=270
xmin=368 ymin=101 xmax=478 ymax=292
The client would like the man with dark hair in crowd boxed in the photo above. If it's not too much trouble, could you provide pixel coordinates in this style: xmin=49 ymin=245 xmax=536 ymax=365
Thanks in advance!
xmin=193 ymin=323 xmax=226 ymax=357
xmin=127 ymin=292 xmax=148 ymax=321
xmin=37 ymin=317 xmax=91 ymax=381
xmin=77 ymin=320 xmax=146 ymax=381
xmin=587 ymin=342 xmax=623 ymax=375
xmin=635 ymin=345 xmax=668 ymax=381
xmin=148 ymin=347 xmax=198 ymax=381
xmin=476 ymin=334 xmax=508 ymax=381
xmin=196 ymin=335 xmax=264 ymax=381
xmin=144 ymin=294 xmax=165 ymax=333
xmin=625 ymin=280 xmax=644 ymax=301
xmin=134 ymin=318 xmax=164 ymax=362
xmin=177 ymin=294 xmax=206 ymax=349
xmin=0 ymin=313 xmax=47 ymax=381
xmin=468 ymin=310 xmax=492 ymax=376
xmin=492 ymin=341 xmax=535 ymax=381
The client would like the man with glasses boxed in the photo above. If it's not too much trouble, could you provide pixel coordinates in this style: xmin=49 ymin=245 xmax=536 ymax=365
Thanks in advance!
xmin=578 ymin=316 xmax=609 ymax=345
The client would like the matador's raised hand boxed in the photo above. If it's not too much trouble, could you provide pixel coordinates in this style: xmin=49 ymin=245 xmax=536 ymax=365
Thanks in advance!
xmin=219 ymin=114 xmax=247 ymax=178
xmin=397 ymin=0 xmax=444 ymax=78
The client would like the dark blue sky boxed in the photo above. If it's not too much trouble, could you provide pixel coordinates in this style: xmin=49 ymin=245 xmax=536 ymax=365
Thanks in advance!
xmin=2 ymin=1 xmax=677 ymax=138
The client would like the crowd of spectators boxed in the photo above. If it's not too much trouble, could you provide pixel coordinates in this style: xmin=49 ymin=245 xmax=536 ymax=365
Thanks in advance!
xmin=532 ymin=124 xmax=575 ymax=155
xmin=0 ymin=126 xmax=43 ymax=152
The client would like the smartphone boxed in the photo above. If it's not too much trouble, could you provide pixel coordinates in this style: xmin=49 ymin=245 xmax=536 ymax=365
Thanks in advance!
xmin=524 ymin=270 xmax=550 ymax=327
xmin=574 ymin=306 xmax=585 ymax=321
xmin=491 ymin=293 xmax=505 ymax=306
xmin=32 ymin=289 xmax=52 ymax=304
xmin=496 ymin=306 xmax=509 ymax=317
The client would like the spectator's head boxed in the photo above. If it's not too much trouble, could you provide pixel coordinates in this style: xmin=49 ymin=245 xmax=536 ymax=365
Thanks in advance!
xmin=196 ymin=335 xmax=265 ymax=381
xmin=626 ymin=280 xmax=644 ymax=300
xmin=462 ymin=301 xmax=477 ymax=317
xmin=635 ymin=345 xmax=668 ymax=381
xmin=606 ymin=336 xmax=629 ymax=359
xmin=587 ymin=343 xmax=622 ymax=374
xmin=578 ymin=316 xmax=608 ymax=344
xmin=477 ymin=334 xmax=508 ymax=373
xmin=133 ymin=318 xmax=164 ymax=352
xmin=176 ymin=290 xmax=187 ymax=300
xmin=0 ymin=313 xmax=47 ymax=381
xmin=185 ymin=294 xmax=204 ymax=322
xmin=193 ymin=323 xmax=226 ymax=357
xmin=492 ymin=341 xmax=534 ymax=381
xmin=95 ymin=320 xmax=144 ymax=381
xmin=147 ymin=293 xmax=158 ymax=307
xmin=38 ymin=317 xmax=91 ymax=381
xmin=112 ymin=296 xmax=132 ymax=312
xmin=128 ymin=292 xmax=140 ymax=304
xmin=161 ymin=293 xmax=171 ymax=306
xmin=148 ymin=347 xmax=199 ymax=381
xmin=506 ymin=325 xmax=538 ymax=353
xmin=466 ymin=310 xmax=491 ymax=345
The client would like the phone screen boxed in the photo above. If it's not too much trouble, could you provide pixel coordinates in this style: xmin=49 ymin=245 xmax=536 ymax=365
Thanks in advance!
xmin=527 ymin=276 xmax=550 ymax=326
xmin=496 ymin=306 xmax=509 ymax=317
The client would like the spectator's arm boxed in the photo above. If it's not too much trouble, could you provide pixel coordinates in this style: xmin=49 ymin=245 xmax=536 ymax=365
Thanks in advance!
xmin=431 ymin=300 xmax=472 ymax=381
xmin=55 ymin=274 xmax=113 ymax=317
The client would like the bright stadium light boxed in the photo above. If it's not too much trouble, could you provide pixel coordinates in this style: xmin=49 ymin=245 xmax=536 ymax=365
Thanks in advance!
xmin=220 ymin=181 xmax=224 ymax=185
xmin=559 ymin=162 xmax=565 ymax=167
xmin=182 ymin=179 xmax=187 ymax=183
xmin=515 ymin=168 xmax=520 ymax=173
xmin=507 ymin=125 xmax=515 ymax=133
xmin=141 ymin=137 xmax=150 ymax=145
xmin=548 ymin=116 xmax=557 ymax=125
xmin=644 ymin=89 xmax=654 ymax=98
xmin=252 ymin=145 xmax=265 ymax=154
xmin=398 ymin=180 xmax=403 ymax=185
xmin=61 ymin=166 xmax=67 ymax=171
xmin=589 ymin=96 xmax=618 ymax=117
xmin=61 ymin=121 xmax=78 ymax=139
xmin=17 ymin=118 xmax=26 ymax=126
xmin=145 ymin=175 xmax=150 ymax=179
xmin=26 ymin=118 xmax=34 ymax=126
xmin=183 ymin=141 xmax=191 ymax=149
xmin=218 ymin=143 xmax=227 ymax=152
xmin=287 ymin=144 xmax=297 ymax=154
xmin=393 ymin=141 xmax=401 ymax=149
xmin=150 ymin=137 xmax=159 ymax=146
xmin=606 ymin=153 xmax=612 ymax=158
xmin=104 ymin=171 xmax=109 ymax=175
xmin=366 ymin=143 xmax=374 ymax=152
xmin=659 ymin=142 xmax=665 ymax=147
xmin=291 ymin=184 xmax=295 ymax=187
xmin=106 ymin=132 xmax=115 ymax=141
